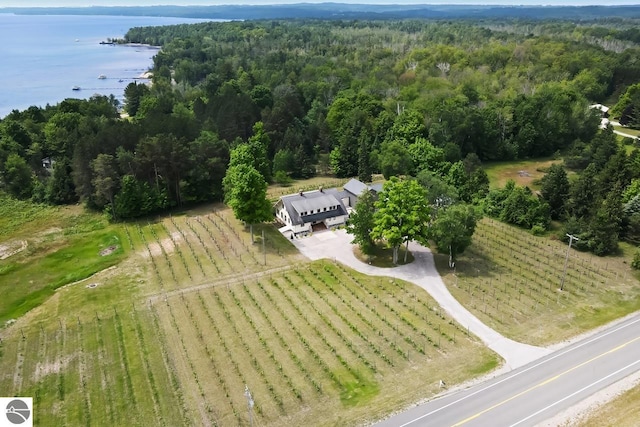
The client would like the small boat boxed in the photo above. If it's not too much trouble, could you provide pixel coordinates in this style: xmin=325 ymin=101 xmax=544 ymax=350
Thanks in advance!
xmin=118 ymin=79 xmax=124 ymax=83
xmin=72 ymin=86 xmax=81 ymax=91
xmin=98 ymin=74 xmax=107 ymax=79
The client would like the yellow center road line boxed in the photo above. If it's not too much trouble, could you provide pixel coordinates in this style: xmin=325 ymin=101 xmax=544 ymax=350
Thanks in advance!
xmin=451 ymin=335 xmax=640 ymax=427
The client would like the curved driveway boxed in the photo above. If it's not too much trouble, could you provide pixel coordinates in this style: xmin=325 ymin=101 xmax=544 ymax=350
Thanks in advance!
xmin=289 ymin=229 xmax=551 ymax=370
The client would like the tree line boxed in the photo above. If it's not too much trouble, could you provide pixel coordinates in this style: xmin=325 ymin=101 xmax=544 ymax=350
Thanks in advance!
xmin=1 ymin=19 xmax=640 ymax=257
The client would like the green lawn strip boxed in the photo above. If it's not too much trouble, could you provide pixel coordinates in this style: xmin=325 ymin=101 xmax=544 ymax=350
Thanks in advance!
xmin=437 ymin=218 xmax=640 ymax=346
xmin=31 ymin=371 xmax=62 ymax=425
xmin=58 ymin=323 xmax=82 ymax=427
xmin=0 ymin=227 xmax=126 ymax=323
xmin=22 ymin=327 xmax=58 ymax=425
xmin=74 ymin=322 xmax=92 ymax=427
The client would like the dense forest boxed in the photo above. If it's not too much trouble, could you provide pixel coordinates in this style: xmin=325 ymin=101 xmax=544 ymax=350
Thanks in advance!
xmin=2 ymin=19 xmax=640 ymax=255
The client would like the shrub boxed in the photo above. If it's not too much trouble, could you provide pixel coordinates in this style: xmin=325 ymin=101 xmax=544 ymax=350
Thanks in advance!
xmin=632 ymin=249 xmax=640 ymax=270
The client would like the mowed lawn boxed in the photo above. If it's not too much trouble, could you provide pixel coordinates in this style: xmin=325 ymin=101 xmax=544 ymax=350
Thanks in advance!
xmin=0 ymin=199 xmax=498 ymax=426
xmin=435 ymin=218 xmax=640 ymax=346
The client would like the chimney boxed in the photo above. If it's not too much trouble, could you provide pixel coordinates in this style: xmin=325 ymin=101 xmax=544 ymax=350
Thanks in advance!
xmin=299 ymin=189 xmax=303 ymax=196
xmin=319 ymin=185 xmax=323 ymax=193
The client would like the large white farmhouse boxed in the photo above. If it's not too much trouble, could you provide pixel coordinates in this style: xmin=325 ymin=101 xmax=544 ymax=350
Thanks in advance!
xmin=275 ymin=179 xmax=382 ymax=235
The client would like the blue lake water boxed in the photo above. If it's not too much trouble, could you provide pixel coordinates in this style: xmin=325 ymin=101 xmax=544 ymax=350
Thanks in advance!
xmin=0 ymin=14 xmax=212 ymax=117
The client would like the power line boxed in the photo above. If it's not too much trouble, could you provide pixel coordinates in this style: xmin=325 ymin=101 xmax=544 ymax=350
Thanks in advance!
xmin=560 ymin=233 xmax=579 ymax=291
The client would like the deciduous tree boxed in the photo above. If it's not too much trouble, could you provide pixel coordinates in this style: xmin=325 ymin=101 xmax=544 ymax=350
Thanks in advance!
xmin=223 ymin=164 xmax=272 ymax=243
xmin=430 ymin=203 xmax=479 ymax=265
xmin=372 ymin=177 xmax=430 ymax=264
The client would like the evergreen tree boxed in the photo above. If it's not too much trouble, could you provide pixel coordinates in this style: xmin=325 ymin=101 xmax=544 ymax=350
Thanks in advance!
xmin=569 ymin=163 xmax=598 ymax=220
xmin=47 ymin=157 xmax=77 ymax=204
xmin=541 ymin=163 xmax=570 ymax=220
xmin=346 ymin=190 xmax=376 ymax=255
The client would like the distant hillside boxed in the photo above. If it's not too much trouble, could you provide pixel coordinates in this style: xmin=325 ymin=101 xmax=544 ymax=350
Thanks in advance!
xmin=2 ymin=4 xmax=640 ymax=21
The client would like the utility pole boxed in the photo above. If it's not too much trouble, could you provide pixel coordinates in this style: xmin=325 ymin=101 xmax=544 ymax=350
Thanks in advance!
xmin=244 ymin=384 xmax=254 ymax=427
xmin=560 ymin=234 xmax=579 ymax=291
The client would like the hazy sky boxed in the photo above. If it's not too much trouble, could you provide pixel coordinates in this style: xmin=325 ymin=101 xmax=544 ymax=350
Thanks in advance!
xmin=2 ymin=1 xmax=639 ymax=7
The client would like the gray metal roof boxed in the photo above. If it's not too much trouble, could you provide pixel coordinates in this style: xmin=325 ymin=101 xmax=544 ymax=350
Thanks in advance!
xmin=280 ymin=188 xmax=348 ymax=225
xmin=343 ymin=178 xmax=368 ymax=196
xmin=369 ymin=183 xmax=384 ymax=193
xmin=291 ymin=193 xmax=341 ymax=214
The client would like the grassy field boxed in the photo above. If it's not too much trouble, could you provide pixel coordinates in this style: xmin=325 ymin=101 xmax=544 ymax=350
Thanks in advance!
xmin=0 ymin=197 xmax=498 ymax=426
xmin=483 ymin=158 xmax=560 ymax=190
xmin=435 ymin=218 xmax=640 ymax=346
xmin=0 ymin=199 xmax=127 ymax=324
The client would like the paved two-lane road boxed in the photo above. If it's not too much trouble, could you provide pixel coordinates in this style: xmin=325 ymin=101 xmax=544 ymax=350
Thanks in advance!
xmin=376 ymin=314 xmax=640 ymax=427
